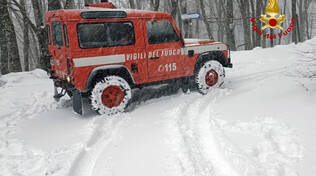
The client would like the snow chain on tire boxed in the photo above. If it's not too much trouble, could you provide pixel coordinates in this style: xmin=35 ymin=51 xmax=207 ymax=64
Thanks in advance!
xmin=90 ymin=76 xmax=132 ymax=116
xmin=195 ymin=60 xmax=225 ymax=94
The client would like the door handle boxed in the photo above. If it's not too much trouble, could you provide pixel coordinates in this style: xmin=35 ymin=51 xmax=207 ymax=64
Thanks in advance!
xmin=150 ymin=56 xmax=160 ymax=60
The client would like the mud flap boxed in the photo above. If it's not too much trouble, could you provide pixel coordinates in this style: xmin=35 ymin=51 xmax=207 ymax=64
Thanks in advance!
xmin=72 ymin=90 xmax=83 ymax=115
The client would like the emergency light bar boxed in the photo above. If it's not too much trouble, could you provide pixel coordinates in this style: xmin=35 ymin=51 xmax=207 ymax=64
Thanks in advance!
xmin=81 ymin=11 xmax=127 ymax=19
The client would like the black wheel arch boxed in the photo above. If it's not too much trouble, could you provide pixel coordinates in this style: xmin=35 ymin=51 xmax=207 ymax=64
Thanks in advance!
xmin=85 ymin=65 xmax=134 ymax=92
xmin=194 ymin=51 xmax=227 ymax=74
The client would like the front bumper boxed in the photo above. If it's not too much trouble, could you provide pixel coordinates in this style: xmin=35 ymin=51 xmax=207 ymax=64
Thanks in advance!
xmin=225 ymin=46 xmax=233 ymax=68
xmin=226 ymin=57 xmax=233 ymax=68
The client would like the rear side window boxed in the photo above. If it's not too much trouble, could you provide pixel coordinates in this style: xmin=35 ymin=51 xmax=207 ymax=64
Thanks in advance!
xmin=46 ymin=25 xmax=51 ymax=45
xmin=146 ymin=20 xmax=179 ymax=44
xmin=51 ymin=22 xmax=64 ymax=46
xmin=77 ymin=22 xmax=135 ymax=49
xmin=63 ymin=24 xmax=69 ymax=48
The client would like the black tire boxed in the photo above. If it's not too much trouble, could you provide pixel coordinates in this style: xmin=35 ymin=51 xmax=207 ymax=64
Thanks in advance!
xmin=194 ymin=60 xmax=225 ymax=94
xmin=90 ymin=76 xmax=132 ymax=116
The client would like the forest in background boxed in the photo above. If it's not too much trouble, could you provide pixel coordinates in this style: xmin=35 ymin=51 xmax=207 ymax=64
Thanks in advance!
xmin=0 ymin=0 xmax=315 ymax=74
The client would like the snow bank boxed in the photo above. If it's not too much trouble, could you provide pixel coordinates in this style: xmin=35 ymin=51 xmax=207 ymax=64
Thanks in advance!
xmin=0 ymin=38 xmax=316 ymax=176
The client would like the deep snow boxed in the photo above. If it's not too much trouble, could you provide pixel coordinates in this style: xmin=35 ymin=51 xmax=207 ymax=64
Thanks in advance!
xmin=0 ymin=38 xmax=316 ymax=176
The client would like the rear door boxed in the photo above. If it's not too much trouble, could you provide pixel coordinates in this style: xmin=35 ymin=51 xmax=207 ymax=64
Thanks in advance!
xmin=50 ymin=21 xmax=68 ymax=78
xmin=144 ymin=19 xmax=184 ymax=80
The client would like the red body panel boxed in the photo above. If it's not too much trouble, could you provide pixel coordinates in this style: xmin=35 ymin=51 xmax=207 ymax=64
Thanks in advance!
xmin=46 ymin=5 xmax=230 ymax=92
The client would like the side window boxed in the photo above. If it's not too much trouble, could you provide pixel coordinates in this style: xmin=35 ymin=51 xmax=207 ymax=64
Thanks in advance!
xmin=46 ymin=25 xmax=51 ymax=45
xmin=51 ymin=21 xmax=64 ymax=46
xmin=146 ymin=20 xmax=179 ymax=44
xmin=77 ymin=22 xmax=135 ymax=49
xmin=63 ymin=24 xmax=69 ymax=48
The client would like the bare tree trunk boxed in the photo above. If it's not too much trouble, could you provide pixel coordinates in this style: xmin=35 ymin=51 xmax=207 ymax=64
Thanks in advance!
xmin=298 ymin=0 xmax=304 ymax=42
xmin=31 ymin=0 xmax=44 ymax=28
xmin=30 ymin=0 xmax=62 ymax=70
xmin=279 ymin=0 xmax=287 ymax=44
xmin=176 ymin=3 xmax=183 ymax=33
xmin=262 ymin=0 xmax=267 ymax=48
xmin=29 ymin=29 xmax=40 ymax=70
xmin=195 ymin=2 xmax=200 ymax=38
xmin=304 ymin=0 xmax=312 ymax=40
xmin=30 ymin=0 xmax=48 ymax=70
xmin=214 ymin=0 xmax=222 ymax=41
xmin=49 ymin=0 xmax=62 ymax=10
xmin=169 ymin=0 xmax=182 ymax=32
xmin=219 ymin=1 xmax=225 ymax=41
xmin=0 ymin=1 xmax=9 ymax=74
xmin=292 ymin=0 xmax=298 ymax=44
xmin=150 ymin=0 xmax=160 ymax=11
xmin=180 ymin=0 xmax=190 ymax=38
xmin=199 ymin=0 xmax=214 ymax=39
xmin=20 ymin=0 xmax=30 ymax=71
xmin=135 ymin=0 xmax=141 ymax=9
xmin=0 ymin=39 xmax=9 ymax=74
xmin=237 ymin=0 xmax=251 ymax=50
xmin=129 ymin=0 xmax=135 ymax=9
xmin=225 ymin=0 xmax=236 ymax=50
xmin=84 ymin=0 xmax=94 ymax=6
xmin=9 ymin=0 xmax=64 ymax=71
xmin=255 ymin=0 xmax=263 ymax=47
xmin=4 ymin=0 xmax=22 ymax=72
xmin=65 ymin=0 xmax=75 ymax=9
xmin=250 ymin=0 xmax=255 ymax=48
xmin=170 ymin=0 xmax=178 ymax=22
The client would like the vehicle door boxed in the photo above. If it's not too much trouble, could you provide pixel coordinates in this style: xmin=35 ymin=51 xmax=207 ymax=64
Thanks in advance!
xmin=50 ymin=21 xmax=69 ymax=78
xmin=144 ymin=19 xmax=184 ymax=80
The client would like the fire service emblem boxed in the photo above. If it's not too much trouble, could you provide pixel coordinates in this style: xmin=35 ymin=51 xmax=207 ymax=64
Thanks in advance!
xmin=260 ymin=0 xmax=286 ymax=30
xmin=251 ymin=0 xmax=296 ymax=40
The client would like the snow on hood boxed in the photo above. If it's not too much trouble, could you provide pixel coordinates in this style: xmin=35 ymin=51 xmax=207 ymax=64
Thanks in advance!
xmin=184 ymin=38 xmax=221 ymax=47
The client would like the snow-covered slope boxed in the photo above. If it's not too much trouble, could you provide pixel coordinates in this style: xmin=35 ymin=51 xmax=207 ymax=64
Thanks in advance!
xmin=0 ymin=38 xmax=315 ymax=176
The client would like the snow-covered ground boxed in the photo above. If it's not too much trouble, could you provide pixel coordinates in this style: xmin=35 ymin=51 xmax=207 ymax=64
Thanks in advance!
xmin=1 ymin=38 xmax=316 ymax=176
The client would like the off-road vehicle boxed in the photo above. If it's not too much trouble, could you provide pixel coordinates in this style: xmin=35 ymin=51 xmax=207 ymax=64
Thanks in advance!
xmin=46 ymin=1 xmax=233 ymax=115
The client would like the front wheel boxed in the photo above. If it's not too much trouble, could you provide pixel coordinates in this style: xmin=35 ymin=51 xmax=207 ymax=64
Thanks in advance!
xmin=195 ymin=60 xmax=225 ymax=94
xmin=90 ymin=76 xmax=132 ymax=116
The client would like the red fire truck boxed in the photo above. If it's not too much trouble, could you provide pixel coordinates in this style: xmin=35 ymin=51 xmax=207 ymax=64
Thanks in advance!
xmin=45 ymin=1 xmax=232 ymax=115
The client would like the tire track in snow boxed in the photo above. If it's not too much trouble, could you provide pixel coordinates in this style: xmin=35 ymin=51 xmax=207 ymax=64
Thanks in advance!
xmin=171 ymin=97 xmax=217 ymax=176
xmin=68 ymin=115 xmax=129 ymax=176
xmin=166 ymin=89 xmax=260 ymax=176
xmin=219 ymin=117 xmax=304 ymax=176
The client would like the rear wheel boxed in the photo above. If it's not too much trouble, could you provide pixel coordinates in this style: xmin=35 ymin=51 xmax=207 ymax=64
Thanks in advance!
xmin=90 ymin=76 xmax=131 ymax=116
xmin=195 ymin=60 xmax=225 ymax=94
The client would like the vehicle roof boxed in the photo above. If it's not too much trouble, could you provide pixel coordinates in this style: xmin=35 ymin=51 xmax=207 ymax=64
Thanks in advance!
xmin=46 ymin=7 xmax=171 ymax=22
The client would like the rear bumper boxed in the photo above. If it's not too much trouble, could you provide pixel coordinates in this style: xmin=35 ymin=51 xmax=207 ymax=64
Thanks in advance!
xmin=51 ymin=77 xmax=74 ymax=101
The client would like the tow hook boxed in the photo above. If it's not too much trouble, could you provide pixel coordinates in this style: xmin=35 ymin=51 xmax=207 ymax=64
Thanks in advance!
xmin=54 ymin=86 xmax=66 ymax=102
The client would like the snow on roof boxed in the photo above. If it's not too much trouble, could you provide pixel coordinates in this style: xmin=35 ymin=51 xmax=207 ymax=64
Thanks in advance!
xmin=46 ymin=7 xmax=170 ymax=22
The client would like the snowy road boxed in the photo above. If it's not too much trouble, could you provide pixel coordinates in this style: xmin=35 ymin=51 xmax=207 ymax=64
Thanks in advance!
xmin=1 ymin=38 xmax=316 ymax=176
